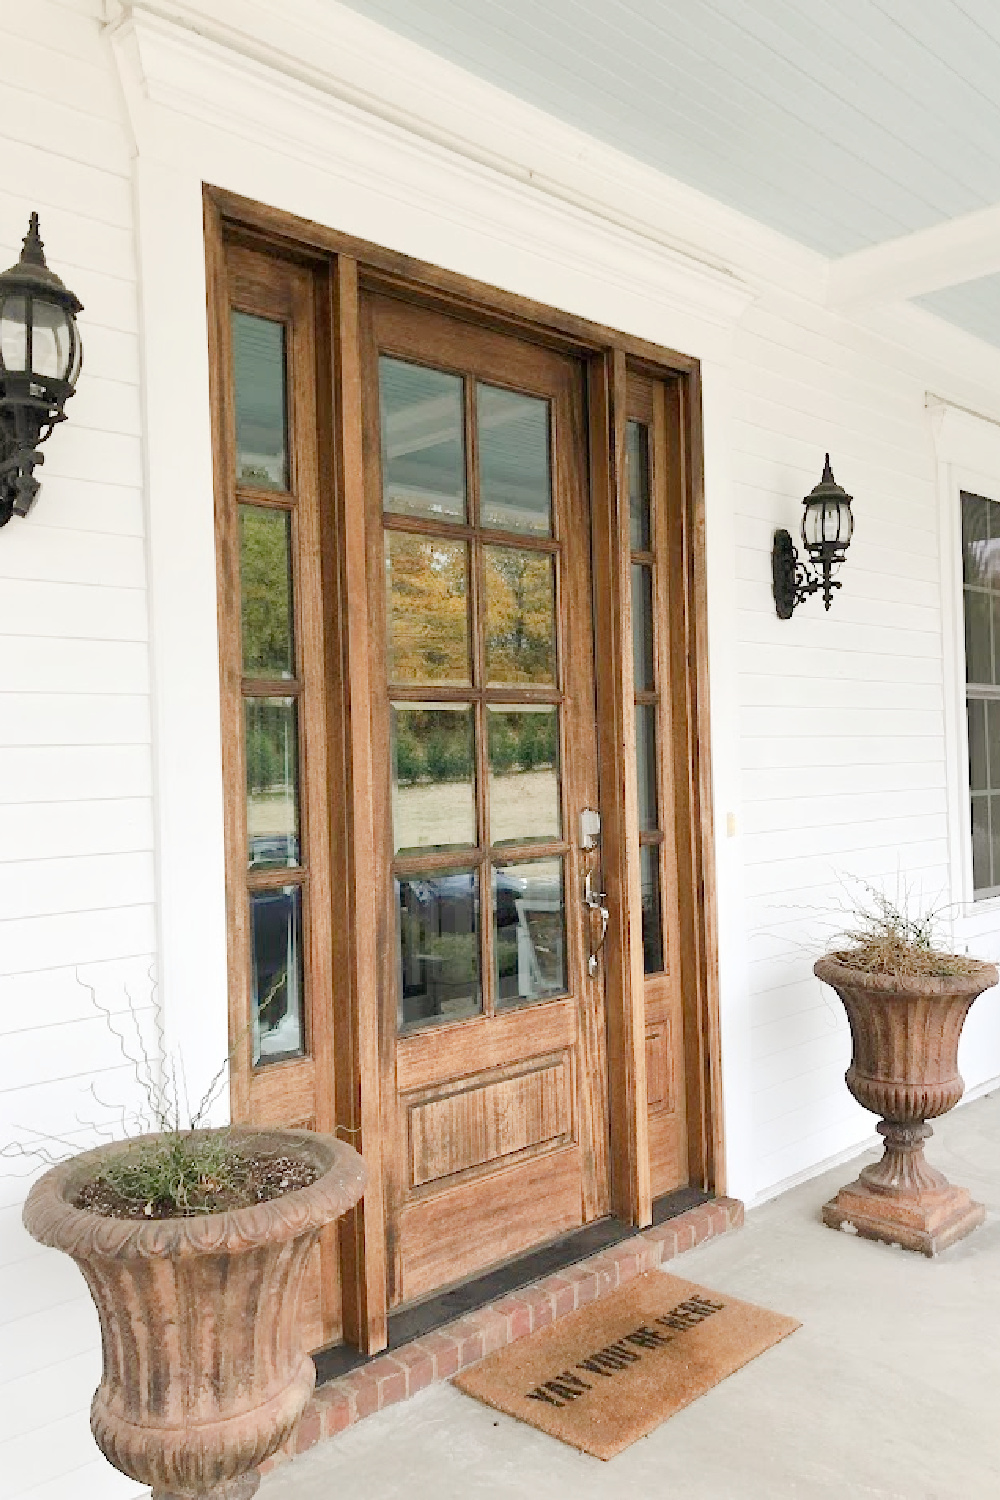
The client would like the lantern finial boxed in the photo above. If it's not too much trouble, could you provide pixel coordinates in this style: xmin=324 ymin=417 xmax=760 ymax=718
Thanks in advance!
xmin=822 ymin=452 xmax=834 ymax=485
xmin=20 ymin=213 xmax=46 ymax=270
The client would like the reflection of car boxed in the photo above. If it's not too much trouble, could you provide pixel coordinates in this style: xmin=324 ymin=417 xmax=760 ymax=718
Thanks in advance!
xmin=398 ymin=867 xmax=564 ymax=1018
xmin=249 ymin=833 xmax=299 ymax=869
xmin=250 ymin=883 xmax=302 ymax=1062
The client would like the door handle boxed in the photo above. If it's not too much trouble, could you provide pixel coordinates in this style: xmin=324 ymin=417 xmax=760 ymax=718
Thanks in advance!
xmin=583 ymin=867 xmax=610 ymax=976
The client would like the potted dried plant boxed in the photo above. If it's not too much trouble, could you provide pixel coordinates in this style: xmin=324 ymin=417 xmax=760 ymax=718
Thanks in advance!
xmin=16 ymin=987 xmax=365 ymax=1500
xmin=815 ymin=885 xmax=996 ymax=1255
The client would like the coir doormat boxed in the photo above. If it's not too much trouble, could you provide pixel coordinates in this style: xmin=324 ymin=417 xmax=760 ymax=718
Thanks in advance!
xmin=454 ymin=1271 xmax=799 ymax=1459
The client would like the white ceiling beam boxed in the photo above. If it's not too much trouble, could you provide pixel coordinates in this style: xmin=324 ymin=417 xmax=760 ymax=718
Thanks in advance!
xmin=827 ymin=201 xmax=1000 ymax=310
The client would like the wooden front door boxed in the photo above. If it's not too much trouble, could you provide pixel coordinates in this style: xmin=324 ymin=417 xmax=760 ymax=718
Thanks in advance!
xmin=362 ymin=294 xmax=611 ymax=1306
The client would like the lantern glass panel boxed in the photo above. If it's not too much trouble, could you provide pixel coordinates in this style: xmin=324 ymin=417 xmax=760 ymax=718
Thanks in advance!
xmin=31 ymin=300 xmax=72 ymax=382
xmin=0 ymin=295 xmax=27 ymax=373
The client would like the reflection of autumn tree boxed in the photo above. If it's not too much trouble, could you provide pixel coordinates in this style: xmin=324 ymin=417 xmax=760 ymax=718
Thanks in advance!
xmin=387 ymin=534 xmax=469 ymax=683
xmin=486 ymin=548 xmax=555 ymax=683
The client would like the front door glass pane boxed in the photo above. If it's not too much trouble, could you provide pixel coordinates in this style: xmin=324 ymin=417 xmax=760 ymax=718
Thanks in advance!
xmin=250 ymin=884 xmax=304 ymax=1063
xmin=478 ymin=384 xmax=552 ymax=536
xmin=488 ymin=706 xmax=561 ymax=846
xmin=245 ymin=698 xmax=300 ymax=868
xmin=380 ymin=357 xmax=466 ymax=522
xmin=397 ymin=870 xmax=482 ymax=1028
xmin=484 ymin=546 xmax=557 ymax=685
xmin=385 ymin=533 xmax=471 ymax=685
xmin=232 ymin=312 xmax=288 ymax=490
xmin=240 ymin=505 xmax=294 ymax=678
xmin=495 ymin=858 xmax=567 ymax=1005
xmin=392 ymin=704 xmax=476 ymax=854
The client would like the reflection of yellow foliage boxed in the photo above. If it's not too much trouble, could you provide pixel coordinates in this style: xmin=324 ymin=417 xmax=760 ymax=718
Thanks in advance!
xmin=386 ymin=533 xmax=470 ymax=684
xmin=486 ymin=547 xmax=556 ymax=684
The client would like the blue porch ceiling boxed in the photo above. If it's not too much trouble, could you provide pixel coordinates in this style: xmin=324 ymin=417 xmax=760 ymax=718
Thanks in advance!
xmin=337 ymin=0 xmax=1000 ymax=346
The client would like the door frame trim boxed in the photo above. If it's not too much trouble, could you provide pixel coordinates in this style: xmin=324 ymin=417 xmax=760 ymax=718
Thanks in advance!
xmin=205 ymin=183 xmax=723 ymax=1355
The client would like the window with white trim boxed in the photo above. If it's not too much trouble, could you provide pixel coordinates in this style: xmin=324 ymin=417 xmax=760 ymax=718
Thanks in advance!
xmin=962 ymin=489 xmax=1000 ymax=897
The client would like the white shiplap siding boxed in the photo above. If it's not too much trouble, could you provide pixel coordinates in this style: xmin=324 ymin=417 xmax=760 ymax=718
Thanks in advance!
xmin=0 ymin=3 xmax=151 ymax=1498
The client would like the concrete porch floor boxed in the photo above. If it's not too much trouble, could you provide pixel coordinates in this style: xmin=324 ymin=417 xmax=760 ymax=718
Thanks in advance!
xmin=262 ymin=1089 xmax=1000 ymax=1500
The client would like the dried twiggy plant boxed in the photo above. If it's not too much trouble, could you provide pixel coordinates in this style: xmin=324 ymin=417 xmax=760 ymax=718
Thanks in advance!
xmin=827 ymin=877 xmax=985 ymax=979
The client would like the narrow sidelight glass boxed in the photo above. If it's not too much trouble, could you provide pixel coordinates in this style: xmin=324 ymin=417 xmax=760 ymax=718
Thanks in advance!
xmin=635 ymin=703 xmax=659 ymax=831
xmin=397 ymin=869 xmax=481 ymax=1029
xmin=631 ymin=563 xmax=655 ymax=691
xmin=380 ymin=357 xmax=466 ymax=523
xmin=232 ymin=312 xmax=288 ymax=490
xmin=488 ymin=706 xmax=561 ymax=846
xmin=250 ymin=884 xmax=304 ymax=1064
xmin=240 ymin=505 xmax=294 ymax=678
xmin=392 ymin=703 xmax=476 ymax=854
xmin=640 ymin=844 xmax=664 ymax=973
xmin=245 ymin=698 xmax=300 ymax=868
xmin=627 ymin=420 xmax=652 ymax=552
xmin=484 ymin=546 xmax=557 ymax=685
xmin=385 ymin=532 xmax=471 ymax=685
xmin=478 ymin=384 xmax=552 ymax=536
xmin=494 ymin=858 xmax=566 ymax=1005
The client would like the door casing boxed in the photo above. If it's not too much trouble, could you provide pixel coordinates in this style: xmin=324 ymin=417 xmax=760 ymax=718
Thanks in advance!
xmin=205 ymin=184 xmax=724 ymax=1357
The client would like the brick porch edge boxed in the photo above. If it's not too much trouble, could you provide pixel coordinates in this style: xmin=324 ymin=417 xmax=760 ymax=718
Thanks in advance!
xmin=261 ymin=1195 xmax=744 ymax=1474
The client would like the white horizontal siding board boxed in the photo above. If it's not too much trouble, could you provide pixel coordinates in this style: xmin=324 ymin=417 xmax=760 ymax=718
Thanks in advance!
xmin=735 ymin=610 xmax=943 ymax=659
xmin=0 ymin=31 xmax=128 ymax=124
xmin=0 ymin=1252 xmax=91 ymax=1332
xmin=0 ymin=81 xmax=133 ymax=177
xmin=0 ymin=640 xmax=149 ymax=696
xmin=0 ymin=137 xmax=132 ymax=230
xmin=0 ymin=747 xmax=151 ymax=804
xmin=736 ymin=644 xmax=942 ymax=686
xmin=0 ymin=0 xmax=112 ymax=60
xmin=739 ymin=705 xmax=944 ymax=739
xmin=0 ymin=853 xmax=155 ymax=921
xmin=27 ymin=480 xmax=144 ymax=539
xmin=1 ymin=1011 xmax=159 ymax=1105
xmin=735 ymin=579 xmax=941 ymax=633
xmin=737 ymin=675 xmax=943 ymax=711
xmin=68 ymin=376 xmax=143 ymax=442
xmin=0 ymin=906 xmax=156 ymax=975
xmin=0 ymin=958 xmax=157 ymax=1035
xmin=0 ymin=1352 xmax=103 ymax=1448
xmin=0 ymin=1298 xmax=100 ymax=1389
xmin=743 ymin=763 xmax=947 ymax=801
xmin=0 ymin=697 xmax=150 ymax=749
xmin=0 ymin=530 xmax=146 ymax=588
xmin=0 ymin=584 xmax=149 ymax=644
xmin=741 ymin=789 xmax=949 ymax=836
xmin=745 ymin=846 xmax=951 ymax=901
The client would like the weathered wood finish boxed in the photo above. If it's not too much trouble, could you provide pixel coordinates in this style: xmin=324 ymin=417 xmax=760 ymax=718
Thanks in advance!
xmin=361 ymin=292 xmax=609 ymax=1305
xmin=206 ymin=187 xmax=723 ymax=1346
xmin=816 ymin=955 xmax=998 ymax=1255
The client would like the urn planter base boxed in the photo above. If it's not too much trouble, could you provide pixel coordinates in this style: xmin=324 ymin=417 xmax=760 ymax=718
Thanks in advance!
xmin=822 ymin=1118 xmax=985 ymax=1255
xmin=822 ymin=1179 xmax=985 ymax=1257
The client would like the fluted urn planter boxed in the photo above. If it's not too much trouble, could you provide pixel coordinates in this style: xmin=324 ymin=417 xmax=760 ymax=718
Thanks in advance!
xmin=815 ymin=955 xmax=997 ymax=1255
xmin=23 ymin=1128 xmax=365 ymax=1500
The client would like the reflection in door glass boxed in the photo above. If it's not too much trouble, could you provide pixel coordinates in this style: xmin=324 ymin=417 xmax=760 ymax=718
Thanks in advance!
xmin=245 ymin=697 xmax=300 ymax=868
xmin=250 ymin=884 xmax=304 ymax=1064
xmin=484 ymin=546 xmax=557 ymax=684
xmin=640 ymin=844 xmax=664 ymax=973
xmin=392 ymin=703 xmax=476 ymax=854
xmin=380 ymin=357 xmax=466 ymax=523
xmin=239 ymin=506 xmax=294 ymax=678
xmin=626 ymin=420 xmax=651 ymax=551
xmin=494 ymin=858 xmax=566 ymax=1005
xmin=385 ymin=532 xmax=471 ymax=685
xmin=488 ymin=706 xmax=561 ymax=846
xmin=232 ymin=312 xmax=288 ymax=490
xmin=397 ymin=870 xmax=482 ymax=1029
xmin=478 ymin=384 xmax=552 ymax=536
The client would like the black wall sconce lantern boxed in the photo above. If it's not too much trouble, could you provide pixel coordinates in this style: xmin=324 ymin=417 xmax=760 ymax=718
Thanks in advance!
xmin=772 ymin=454 xmax=854 ymax=619
xmin=0 ymin=213 xmax=83 ymax=526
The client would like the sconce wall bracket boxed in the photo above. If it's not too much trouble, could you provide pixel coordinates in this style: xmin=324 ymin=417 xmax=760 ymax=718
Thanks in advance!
xmin=772 ymin=527 xmax=842 ymax=618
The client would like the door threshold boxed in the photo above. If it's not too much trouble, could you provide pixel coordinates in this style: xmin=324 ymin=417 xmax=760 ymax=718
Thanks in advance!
xmin=313 ymin=1185 xmax=711 ymax=1385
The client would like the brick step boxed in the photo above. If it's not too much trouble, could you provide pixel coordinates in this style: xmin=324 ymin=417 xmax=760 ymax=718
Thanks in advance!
xmin=261 ymin=1196 xmax=744 ymax=1472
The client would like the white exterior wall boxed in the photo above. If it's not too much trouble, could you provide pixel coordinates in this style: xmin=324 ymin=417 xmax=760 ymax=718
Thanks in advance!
xmin=3 ymin=3 xmax=1000 ymax=1498
xmin=0 ymin=3 xmax=156 ymax=1499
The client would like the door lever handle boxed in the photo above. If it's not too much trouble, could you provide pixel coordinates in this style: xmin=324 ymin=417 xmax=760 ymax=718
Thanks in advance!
xmin=583 ymin=868 xmax=610 ymax=976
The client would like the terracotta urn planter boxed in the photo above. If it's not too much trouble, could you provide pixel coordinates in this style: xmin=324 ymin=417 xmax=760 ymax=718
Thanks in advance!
xmin=23 ymin=1127 xmax=365 ymax=1500
xmin=815 ymin=955 xmax=997 ymax=1255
